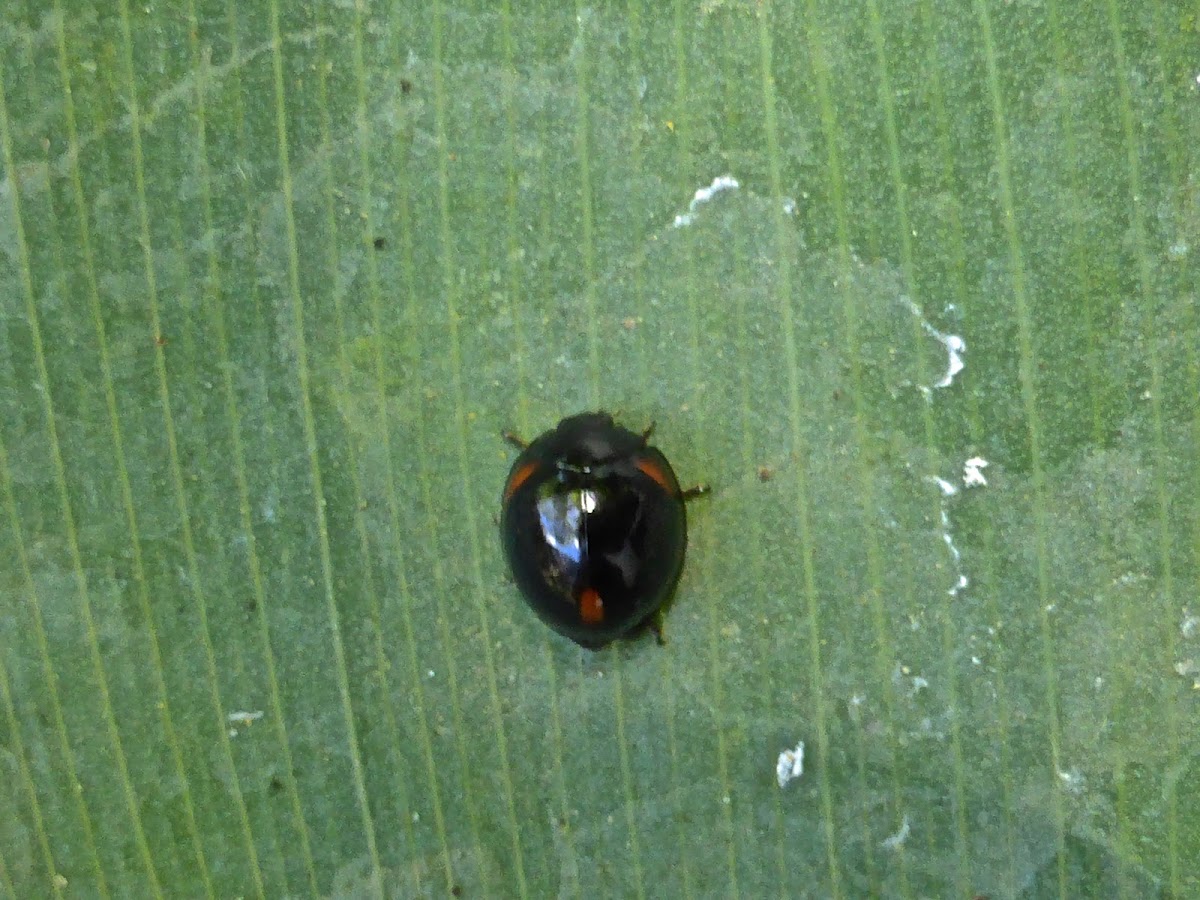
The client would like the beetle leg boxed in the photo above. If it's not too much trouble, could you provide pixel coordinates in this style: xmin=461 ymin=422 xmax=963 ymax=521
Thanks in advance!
xmin=681 ymin=484 xmax=711 ymax=501
xmin=501 ymin=429 xmax=528 ymax=450
xmin=648 ymin=613 xmax=667 ymax=646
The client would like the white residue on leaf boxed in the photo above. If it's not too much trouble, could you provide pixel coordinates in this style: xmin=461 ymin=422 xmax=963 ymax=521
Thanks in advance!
xmin=924 ymin=464 xmax=975 ymax=597
xmin=1180 ymin=609 xmax=1197 ymax=639
xmin=672 ymin=174 xmax=739 ymax=228
xmin=941 ymin=530 xmax=968 ymax=595
xmin=923 ymin=456 xmax=989 ymax=598
xmin=1058 ymin=767 xmax=1085 ymax=794
xmin=882 ymin=814 xmax=911 ymax=850
xmin=901 ymin=297 xmax=965 ymax=396
xmin=892 ymin=662 xmax=930 ymax=697
xmin=227 ymin=709 xmax=264 ymax=738
xmin=963 ymin=457 xmax=989 ymax=487
xmin=776 ymin=741 xmax=805 ymax=789
xmin=930 ymin=476 xmax=958 ymax=497
xmin=936 ymin=334 xmax=966 ymax=388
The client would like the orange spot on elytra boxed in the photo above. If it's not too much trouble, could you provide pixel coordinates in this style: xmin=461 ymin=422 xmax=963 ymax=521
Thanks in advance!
xmin=579 ymin=587 xmax=604 ymax=625
xmin=503 ymin=460 xmax=540 ymax=503
xmin=635 ymin=457 xmax=675 ymax=494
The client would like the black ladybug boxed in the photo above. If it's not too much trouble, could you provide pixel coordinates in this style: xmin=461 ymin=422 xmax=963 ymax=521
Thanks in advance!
xmin=500 ymin=412 xmax=707 ymax=649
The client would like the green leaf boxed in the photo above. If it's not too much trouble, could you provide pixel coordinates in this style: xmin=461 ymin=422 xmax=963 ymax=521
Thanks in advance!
xmin=1 ymin=1 xmax=1197 ymax=897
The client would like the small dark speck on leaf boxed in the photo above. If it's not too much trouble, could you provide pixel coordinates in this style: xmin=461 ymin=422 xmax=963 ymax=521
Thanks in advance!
xmin=268 ymin=777 xmax=284 ymax=794
xmin=400 ymin=78 xmax=413 ymax=94
xmin=757 ymin=466 xmax=774 ymax=482
xmin=373 ymin=237 xmax=386 ymax=249
xmin=450 ymin=885 xmax=462 ymax=897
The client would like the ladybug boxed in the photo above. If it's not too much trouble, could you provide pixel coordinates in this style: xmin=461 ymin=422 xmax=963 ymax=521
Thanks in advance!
xmin=500 ymin=412 xmax=707 ymax=649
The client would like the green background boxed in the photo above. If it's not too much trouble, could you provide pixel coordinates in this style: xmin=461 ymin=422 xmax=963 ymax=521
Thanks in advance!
xmin=1 ymin=0 xmax=1197 ymax=897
